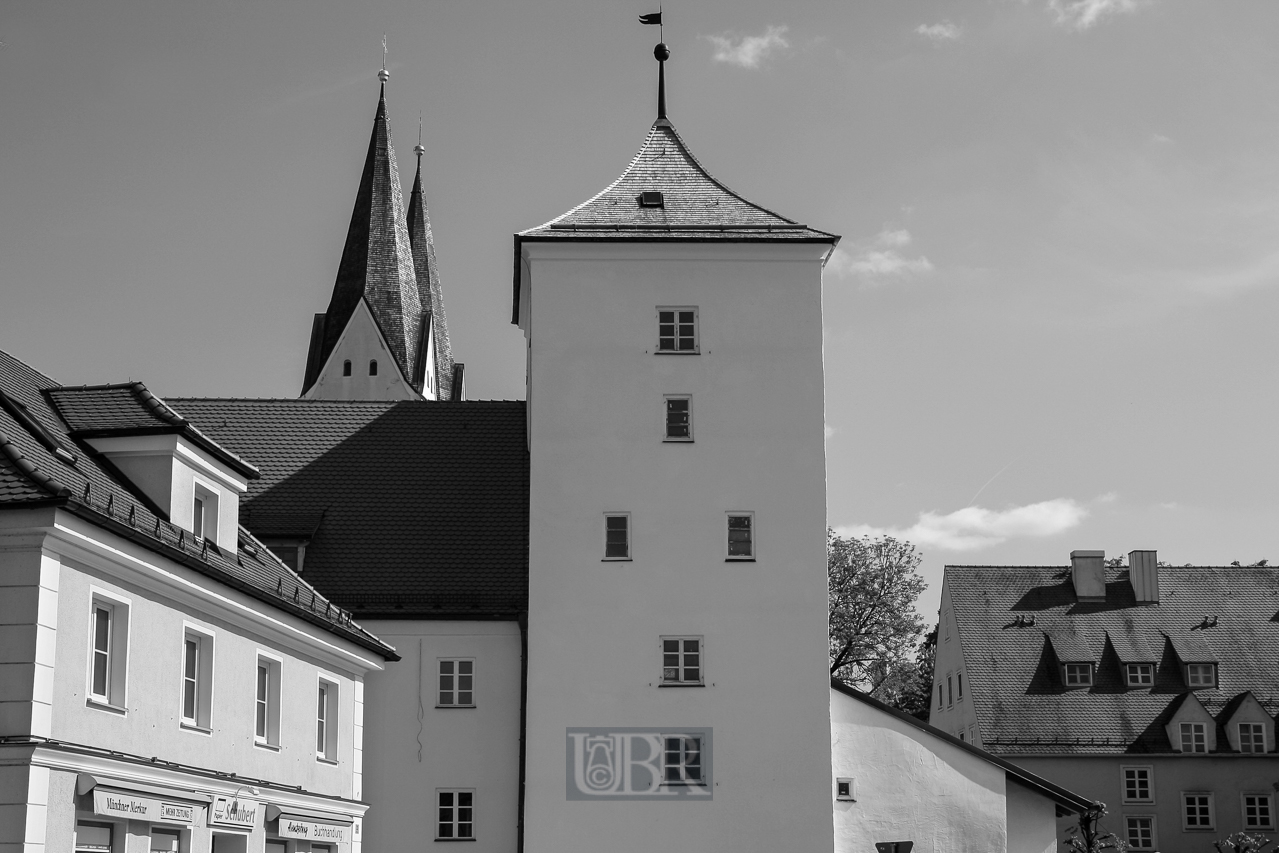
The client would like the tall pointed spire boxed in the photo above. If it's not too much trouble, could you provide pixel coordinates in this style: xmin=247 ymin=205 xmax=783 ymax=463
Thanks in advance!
xmin=407 ymin=113 xmax=454 ymax=399
xmin=303 ymin=69 xmax=425 ymax=395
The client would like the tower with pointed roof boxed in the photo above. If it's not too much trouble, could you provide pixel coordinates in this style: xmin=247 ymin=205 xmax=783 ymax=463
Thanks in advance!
xmin=301 ymin=69 xmax=457 ymax=401
xmin=516 ymin=41 xmax=839 ymax=853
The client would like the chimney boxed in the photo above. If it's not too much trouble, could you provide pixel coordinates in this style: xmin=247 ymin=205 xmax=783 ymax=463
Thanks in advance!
xmin=1070 ymin=550 xmax=1106 ymax=602
xmin=1128 ymin=550 xmax=1160 ymax=603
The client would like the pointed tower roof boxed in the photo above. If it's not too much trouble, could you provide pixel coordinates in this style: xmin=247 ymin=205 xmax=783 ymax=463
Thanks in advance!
xmin=407 ymin=131 xmax=454 ymax=400
xmin=308 ymin=82 xmax=424 ymax=393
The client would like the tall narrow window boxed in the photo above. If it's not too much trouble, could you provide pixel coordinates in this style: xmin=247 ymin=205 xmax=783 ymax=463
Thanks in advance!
xmin=437 ymin=660 xmax=475 ymax=707
xmin=192 ymin=496 xmax=205 ymax=539
xmin=254 ymin=654 xmax=281 ymax=747
xmin=91 ymin=605 xmax=112 ymax=701
xmin=727 ymin=513 xmax=753 ymax=559
xmin=192 ymin=483 xmax=218 ymax=542
xmin=87 ymin=592 xmax=129 ymax=709
xmin=342 ymin=360 xmax=352 ymax=376
xmin=657 ymin=307 xmax=699 ymax=353
xmin=604 ymin=514 xmax=630 ymax=560
xmin=936 ymin=685 xmax=943 ymax=710
xmin=182 ymin=637 xmax=198 ymax=722
xmin=180 ymin=627 xmax=213 ymax=730
xmin=661 ymin=637 xmax=703 ymax=685
xmin=369 ymin=359 xmax=378 ymax=376
xmin=316 ymin=679 xmax=339 ymax=760
xmin=947 ymin=674 xmax=953 ymax=707
xmin=1239 ymin=722 xmax=1267 ymax=753
xmin=1180 ymin=722 xmax=1207 ymax=753
xmin=663 ymin=736 xmax=703 ymax=785
xmin=664 ymin=396 xmax=692 ymax=441
xmin=437 ymin=790 xmax=474 ymax=839
xmin=956 ymin=672 xmax=963 ymax=699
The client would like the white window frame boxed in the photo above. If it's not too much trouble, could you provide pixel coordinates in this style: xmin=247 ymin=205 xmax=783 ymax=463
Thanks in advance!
xmin=1063 ymin=663 xmax=1093 ymax=687
xmin=663 ymin=395 xmax=692 ymax=442
xmin=956 ymin=671 xmax=963 ymax=700
xmin=254 ymin=651 xmax=282 ymax=748
xmin=661 ymin=734 xmax=705 ymax=787
xmin=1182 ymin=792 xmax=1215 ymax=830
xmin=436 ymin=788 xmax=475 ymax=840
xmin=1185 ymin=663 xmax=1216 ymax=688
xmin=1126 ymin=663 xmax=1154 ymax=687
xmin=835 ymin=777 xmax=855 ymax=801
xmin=1121 ymin=766 xmax=1154 ymax=804
xmin=603 ymin=513 xmax=631 ymax=561
xmin=1180 ymin=722 xmax=1207 ymax=753
xmin=726 ymin=511 xmax=754 ymax=560
xmin=1239 ymin=722 xmax=1267 ymax=753
xmin=192 ymin=478 xmax=219 ymax=543
xmin=87 ymin=587 xmax=130 ymax=711
xmin=947 ymin=674 xmax=953 ymax=708
xmin=656 ymin=306 xmax=700 ymax=354
xmin=1125 ymin=815 xmax=1157 ymax=850
xmin=437 ymin=658 xmax=475 ymax=708
xmin=936 ymin=685 xmax=943 ymax=710
xmin=179 ymin=623 xmax=215 ymax=732
xmin=660 ymin=636 xmax=703 ymax=686
xmin=316 ymin=675 xmax=339 ymax=762
xmin=1243 ymin=793 xmax=1276 ymax=830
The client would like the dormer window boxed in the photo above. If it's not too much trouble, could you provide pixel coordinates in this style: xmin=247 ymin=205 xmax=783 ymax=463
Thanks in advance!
xmin=1185 ymin=663 xmax=1216 ymax=688
xmin=1126 ymin=663 xmax=1154 ymax=687
xmin=1063 ymin=663 xmax=1093 ymax=687
xmin=369 ymin=360 xmax=378 ymax=376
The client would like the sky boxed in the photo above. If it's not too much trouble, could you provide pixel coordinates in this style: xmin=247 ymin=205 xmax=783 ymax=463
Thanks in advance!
xmin=3 ymin=0 xmax=1279 ymax=620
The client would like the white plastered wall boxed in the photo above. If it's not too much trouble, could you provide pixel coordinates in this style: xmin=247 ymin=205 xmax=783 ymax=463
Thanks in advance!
xmin=305 ymin=300 xmax=419 ymax=401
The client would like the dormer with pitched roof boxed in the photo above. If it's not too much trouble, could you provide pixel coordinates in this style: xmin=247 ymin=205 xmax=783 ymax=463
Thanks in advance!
xmin=1164 ymin=692 xmax=1218 ymax=753
xmin=1220 ymin=692 xmax=1274 ymax=753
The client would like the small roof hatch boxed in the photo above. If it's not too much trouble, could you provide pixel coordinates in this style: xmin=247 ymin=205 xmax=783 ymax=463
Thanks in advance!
xmin=638 ymin=190 xmax=665 ymax=207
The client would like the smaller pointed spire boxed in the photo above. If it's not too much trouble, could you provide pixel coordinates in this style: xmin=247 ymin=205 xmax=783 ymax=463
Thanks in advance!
xmin=379 ymin=34 xmax=390 ymax=83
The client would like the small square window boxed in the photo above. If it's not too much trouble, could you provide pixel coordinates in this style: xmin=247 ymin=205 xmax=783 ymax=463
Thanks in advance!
xmin=663 ymin=735 xmax=704 ymax=786
xmin=1125 ymin=816 xmax=1156 ymax=850
xmin=438 ymin=659 xmax=475 ymax=707
xmin=835 ymin=777 xmax=855 ymax=801
xmin=603 ymin=514 xmax=631 ymax=560
xmin=1180 ymin=722 xmax=1207 ymax=753
xmin=1063 ymin=663 xmax=1093 ymax=687
xmin=657 ymin=307 xmax=698 ymax=353
xmin=1239 ymin=722 xmax=1267 ymax=753
xmin=727 ymin=513 xmax=754 ymax=560
xmin=1185 ymin=663 xmax=1216 ymax=688
xmin=661 ymin=637 xmax=703 ymax=685
xmin=1122 ymin=766 xmax=1153 ymax=803
xmin=1126 ymin=663 xmax=1154 ymax=686
xmin=1183 ymin=792 xmax=1214 ymax=829
xmin=664 ymin=396 xmax=692 ymax=441
xmin=437 ymin=789 xmax=474 ymax=839
xmin=255 ymin=654 xmax=282 ymax=747
xmin=1244 ymin=794 xmax=1275 ymax=830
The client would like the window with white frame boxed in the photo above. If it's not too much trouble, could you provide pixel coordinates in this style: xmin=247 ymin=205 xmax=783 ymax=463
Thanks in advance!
xmin=664 ymin=396 xmax=692 ymax=441
xmin=438 ymin=659 xmax=475 ymax=707
xmin=661 ymin=637 xmax=702 ymax=685
xmin=316 ymin=678 xmax=339 ymax=761
xmin=180 ymin=626 xmax=214 ymax=730
xmin=947 ymin=674 xmax=953 ymax=707
xmin=1180 ymin=722 xmax=1207 ymax=753
xmin=1185 ymin=663 xmax=1216 ymax=688
xmin=663 ymin=735 xmax=704 ymax=785
xmin=657 ymin=307 xmax=699 ymax=353
xmin=1126 ymin=663 xmax=1154 ymax=686
xmin=1125 ymin=816 xmax=1156 ymax=850
xmin=603 ymin=514 xmax=630 ymax=560
xmin=437 ymin=789 xmax=474 ymax=839
xmin=936 ymin=685 xmax=943 ymax=710
xmin=835 ymin=778 xmax=855 ymax=801
xmin=1183 ymin=792 xmax=1214 ymax=829
xmin=1063 ymin=663 xmax=1093 ymax=687
xmin=726 ymin=513 xmax=753 ymax=559
xmin=1244 ymin=793 xmax=1275 ymax=830
xmin=958 ymin=730 xmax=966 ymax=742
xmin=1122 ymin=766 xmax=1154 ymax=803
xmin=956 ymin=672 xmax=963 ymax=699
xmin=1239 ymin=722 xmax=1267 ymax=753
xmin=192 ymin=482 xmax=218 ymax=542
xmin=254 ymin=654 xmax=281 ymax=747
xmin=88 ymin=591 xmax=130 ymax=709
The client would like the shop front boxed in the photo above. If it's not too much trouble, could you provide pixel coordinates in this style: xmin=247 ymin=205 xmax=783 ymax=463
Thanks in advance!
xmin=73 ymin=774 xmax=211 ymax=853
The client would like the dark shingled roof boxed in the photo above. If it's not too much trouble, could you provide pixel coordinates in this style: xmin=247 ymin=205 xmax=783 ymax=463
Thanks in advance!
xmin=0 ymin=350 xmax=394 ymax=660
xmin=167 ymin=398 xmax=529 ymax=618
xmin=945 ymin=565 xmax=1279 ymax=756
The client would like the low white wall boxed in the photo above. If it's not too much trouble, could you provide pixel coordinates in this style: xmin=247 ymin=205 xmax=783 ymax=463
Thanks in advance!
xmin=1006 ymin=779 xmax=1057 ymax=853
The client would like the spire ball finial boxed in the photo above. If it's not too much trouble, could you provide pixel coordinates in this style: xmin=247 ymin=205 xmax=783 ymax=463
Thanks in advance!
xmin=378 ymin=67 xmax=390 ymax=83
xmin=654 ymin=42 xmax=670 ymax=62
xmin=414 ymin=142 xmax=425 ymax=156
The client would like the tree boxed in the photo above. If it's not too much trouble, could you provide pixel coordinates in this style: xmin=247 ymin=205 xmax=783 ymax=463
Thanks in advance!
xmin=1063 ymin=802 xmax=1127 ymax=853
xmin=828 ymin=530 xmax=928 ymax=707
xmin=1214 ymin=832 xmax=1274 ymax=853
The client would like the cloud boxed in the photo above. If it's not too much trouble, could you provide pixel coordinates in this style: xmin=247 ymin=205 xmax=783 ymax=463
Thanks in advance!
xmin=1048 ymin=0 xmax=1154 ymax=30
xmin=826 ymin=229 xmax=934 ymax=282
xmin=836 ymin=498 xmax=1089 ymax=552
xmin=706 ymin=26 xmax=790 ymax=69
xmin=916 ymin=21 xmax=962 ymax=43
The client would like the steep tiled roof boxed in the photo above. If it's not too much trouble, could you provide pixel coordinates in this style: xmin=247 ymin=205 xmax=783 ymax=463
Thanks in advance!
xmin=305 ymin=84 xmax=424 ymax=395
xmin=168 ymin=398 xmax=529 ymax=617
xmin=0 ymin=349 xmax=395 ymax=660
xmin=945 ymin=565 xmax=1279 ymax=755
xmin=407 ymin=152 xmax=454 ymax=400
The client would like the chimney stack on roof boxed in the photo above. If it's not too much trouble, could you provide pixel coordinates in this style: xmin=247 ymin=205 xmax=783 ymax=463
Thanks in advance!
xmin=1070 ymin=550 xmax=1106 ymax=602
xmin=1128 ymin=550 xmax=1160 ymax=603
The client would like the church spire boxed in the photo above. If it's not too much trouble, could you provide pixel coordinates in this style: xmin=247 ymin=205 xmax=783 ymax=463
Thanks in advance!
xmin=302 ymin=68 xmax=426 ymax=397
xmin=407 ymin=114 xmax=455 ymax=400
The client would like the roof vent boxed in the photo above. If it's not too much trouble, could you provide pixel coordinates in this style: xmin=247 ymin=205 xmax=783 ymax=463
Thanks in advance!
xmin=638 ymin=191 xmax=665 ymax=208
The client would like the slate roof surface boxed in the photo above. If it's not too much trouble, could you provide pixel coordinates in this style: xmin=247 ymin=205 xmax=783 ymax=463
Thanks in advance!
xmin=945 ymin=565 xmax=1279 ymax=755
xmin=0 ymin=349 xmax=394 ymax=659
xmin=168 ymin=398 xmax=529 ymax=617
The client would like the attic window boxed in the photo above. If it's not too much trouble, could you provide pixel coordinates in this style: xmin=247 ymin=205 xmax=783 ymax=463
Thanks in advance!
xmin=1063 ymin=663 xmax=1093 ymax=687
xmin=343 ymin=360 xmax=352 ymax=377
xmin=369 ymin=360 xmax=378 ymax=376
xmin=638 ymin=191 xmax=665 ymax=208
xmin=1185 ymin=663 xmax=1216 ymax=688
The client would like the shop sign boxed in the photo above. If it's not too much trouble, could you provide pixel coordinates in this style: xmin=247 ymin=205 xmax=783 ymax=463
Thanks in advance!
xmin=278 ymin=818 xmax=348 ymax=842
xmin=159 ymin=802 xmax=196 ymax=824
xmin=211 ymin=796 xmax=259 ymax=828
xmin=94 ymin=789 xmax=161 ymax=819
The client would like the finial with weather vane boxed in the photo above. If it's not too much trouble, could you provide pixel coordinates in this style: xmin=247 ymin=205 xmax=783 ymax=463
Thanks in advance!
xmin=639 ymin=9 xmax=668 ymax=121
xmin=379 ymin=34 xmax=390 ymax=83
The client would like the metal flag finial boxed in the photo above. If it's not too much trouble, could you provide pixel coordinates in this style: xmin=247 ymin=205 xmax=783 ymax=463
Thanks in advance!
xmin=415 ymin=111 xmax=425 ymax=157
xmin=379 ymin=34 xmax=390 ymax=83
xmin=640 ymin=9 xmax=668 ymax=121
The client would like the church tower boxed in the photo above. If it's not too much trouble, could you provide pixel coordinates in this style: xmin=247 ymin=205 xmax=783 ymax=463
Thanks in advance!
xmin=301 ymin=69 xmax=459 ymax=401
xmin=515 ymin=42 xmax=839 ymax=852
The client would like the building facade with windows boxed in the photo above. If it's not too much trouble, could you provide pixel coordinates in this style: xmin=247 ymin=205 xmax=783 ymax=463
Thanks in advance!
xmin=0 ymin=353 xmax=397 ymax=853
xmin=934 ymin=550 xmax=1279 ymax=853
